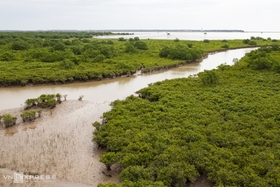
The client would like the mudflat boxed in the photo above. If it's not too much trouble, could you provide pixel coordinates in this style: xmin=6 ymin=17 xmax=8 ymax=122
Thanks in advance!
xmin=0 ymin=100 xmax=119 ymax=187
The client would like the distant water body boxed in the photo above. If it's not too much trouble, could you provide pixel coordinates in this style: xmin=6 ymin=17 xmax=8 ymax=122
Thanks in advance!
xmin=95 ymin=31 xmax=280 ymax=41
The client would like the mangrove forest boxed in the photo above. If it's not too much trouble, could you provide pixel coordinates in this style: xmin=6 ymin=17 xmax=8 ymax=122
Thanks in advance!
xmin=0 ymin=31 xmax=279 ymax=86
xmin=94 ymin=46 xmax=280 ymax=187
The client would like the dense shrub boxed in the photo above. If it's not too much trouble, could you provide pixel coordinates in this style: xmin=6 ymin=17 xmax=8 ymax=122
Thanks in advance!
xmin=11 ymin=41 xmax=30 ymax=50
xmin=0 ymin=32 xmax=279 ymax=87
xmin=134 ymin=41 xmax=148 ymax=50
xmin=159 ymin=45 xmax=203 ymax=62
xmin=1 ymin=114 xmax=17 ymax=128
xmin=24 ymin=93 xmax=62 ymax=109
xmin=94 ymin=64 xmax=280 ymax=186
xmin=198 ymin=70 xmax=219 ymax=85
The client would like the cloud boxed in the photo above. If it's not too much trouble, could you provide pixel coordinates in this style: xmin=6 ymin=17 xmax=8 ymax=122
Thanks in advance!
xmin=0 ymin=0 xmax=280 ymax=30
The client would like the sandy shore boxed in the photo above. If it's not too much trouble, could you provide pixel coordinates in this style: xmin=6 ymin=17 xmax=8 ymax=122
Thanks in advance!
xmin=0 ymin=100 xmax=120 ymax=187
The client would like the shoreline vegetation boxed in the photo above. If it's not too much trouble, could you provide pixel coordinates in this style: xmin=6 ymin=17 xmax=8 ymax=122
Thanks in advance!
xmin=0 ymin=31 xmax=279 ymax=87
xmin=0 ymin=93 xmax=63 ymax=128
xmin=94 ymin=46 xmax=280 ymax=187
xmin=1 ymin=31 xmax=280 ymax=186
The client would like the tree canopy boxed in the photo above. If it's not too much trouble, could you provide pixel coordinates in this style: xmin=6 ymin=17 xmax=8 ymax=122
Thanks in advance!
xmin=1 ymin=31 xmax=279 ymax=87
xmin=94 ymin=47 xmax=280 ymax=187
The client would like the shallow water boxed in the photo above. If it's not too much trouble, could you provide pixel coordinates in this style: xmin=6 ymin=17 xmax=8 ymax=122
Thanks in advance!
xmin=0 ymin=101 xmax=119 ymax=186
xmin=0 ymin=48 xmax=256 ymax=186
xmin=0 ymin=48 xmax=256 ymax=111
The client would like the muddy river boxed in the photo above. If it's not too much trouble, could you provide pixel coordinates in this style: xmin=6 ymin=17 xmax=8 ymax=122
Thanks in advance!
xmin=0 ymin=48 xmax=256 ymax=187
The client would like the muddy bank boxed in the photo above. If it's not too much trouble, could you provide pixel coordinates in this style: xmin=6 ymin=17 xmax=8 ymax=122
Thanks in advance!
xmin=0 ymin=47 xmax=257 ymax=88
xmin=0 ymin=100 xmax=120 ymax=186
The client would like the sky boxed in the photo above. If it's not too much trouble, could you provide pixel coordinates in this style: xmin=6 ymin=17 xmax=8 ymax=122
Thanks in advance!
xmin=0 ymin=0 xmax=279 ymax=31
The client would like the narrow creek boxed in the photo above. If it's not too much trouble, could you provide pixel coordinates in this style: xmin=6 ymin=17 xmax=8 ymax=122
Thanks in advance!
xmin=0 ymin=48 xmax=256 ymax=187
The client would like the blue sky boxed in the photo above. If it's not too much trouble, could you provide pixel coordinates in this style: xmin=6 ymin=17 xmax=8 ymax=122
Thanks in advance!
xmin=0 ymin=0 xmax=279 ymax=31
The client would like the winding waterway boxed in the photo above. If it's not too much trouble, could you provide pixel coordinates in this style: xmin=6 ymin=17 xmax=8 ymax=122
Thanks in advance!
xmin=0 ymin=48 xmax=256 ymax=187
xmin=0 ymin=48 xmax=256 ymax=111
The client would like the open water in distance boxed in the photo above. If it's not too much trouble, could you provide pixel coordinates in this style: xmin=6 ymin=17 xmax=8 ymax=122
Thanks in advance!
xmin=95 ymin=31 xmax=280 ymax=41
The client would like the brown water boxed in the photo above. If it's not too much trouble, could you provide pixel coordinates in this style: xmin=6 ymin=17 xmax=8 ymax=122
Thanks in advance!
xmin=0 ymin=48 xmax=256 ymax=186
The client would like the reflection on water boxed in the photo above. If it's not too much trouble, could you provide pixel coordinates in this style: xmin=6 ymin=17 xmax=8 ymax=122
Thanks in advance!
xmin=0 ymin=48 xmax=256 ymax=111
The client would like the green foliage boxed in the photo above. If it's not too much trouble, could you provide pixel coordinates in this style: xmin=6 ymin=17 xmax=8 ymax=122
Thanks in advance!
xmin=174 ymin=38 xmax=179 ymax=42
xmin=93 ymin=59 xmax=280 ymax=186
xmin=125 ymin=42 xmax=138 ymax=53
xmin=24 ymin=93 xmax=61 ymax=109
xmin=243 ymin=49 xmax=275 ymax=70
xmin=243 ymin=39 xmax=250 ymax=44
xmin=52 ymin=42 xmax=65 ymax=51
xmin=248 ymin=40 xmax=257 ymax=45
xmin=11 ymin=40 xmax=30 ymax=50
xmin=243 ymin=38 xmax=257 ymax=46
xmin=94 ymin=54 xmax=106 ymax=62
xmin=0 ymin=52 xmax=15 ymax=61
xmin=2 ymin=114 xmax=17 ymax=128
xmin=100 ymin=152 xmax=119 ymax=170
xmin=221 ymin=44 xmax=229 ymax=49
xmin=159 ymin=46 xmax=170 ymax=58
xmin=203 ymin=39 xmax=210 ymax=43
xmin=119 ymin=37 xmax=126 ymax=41
xmin=198 ymin=70 xmax=219 ymax=85
xmin=134 ymin=41 xmax=148 ymax=50
xmin=160 ymin=45 xmax=203 ymax=62
xmin=20 ymin=110 xmax=37 ymax=122
xmin=119 ymin=166 xmax=154 ymax=182
xmin=0 ymin=32 xmax=279 ymax=87
xmin=187 ymin=43 xmax=193 ymax=48
xmin=61 ymin=59 xmax=75 ymax=69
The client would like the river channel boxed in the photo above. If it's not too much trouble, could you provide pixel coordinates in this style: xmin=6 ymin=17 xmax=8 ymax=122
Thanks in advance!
xmin=0 ymin=48 xmax=256 ymax=187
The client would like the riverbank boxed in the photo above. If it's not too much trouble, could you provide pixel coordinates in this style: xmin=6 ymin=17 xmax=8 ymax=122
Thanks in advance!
xmin=0 ymin=46 xmax=256 ymax=88
xmin=1 ymin=33 xmax=271 ymax=88
xmin=0 ymin=47 xmax=257 ymax=111
xmin=0 ymin=100 xmax=120 ymax=186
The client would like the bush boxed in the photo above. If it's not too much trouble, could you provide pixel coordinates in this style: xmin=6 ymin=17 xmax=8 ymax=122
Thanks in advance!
xmin=198 ymin=70 xmax=219 ymax=85
xmin=11 ymin=41 xmax=30 ymax=50
xmin=20 ymin=110 xmax=36 ymax=122
xmin=248 ymin=41 xmax=257 ymax=46
xmin=118 ymin=37 xmax=126 ymax=41
xmin=243 ymin=39 xmax=250 ymax=44
xmin=2 ymin=114 xmax=17 ymax=128
xmin=94 ymin=54 xmax=106 ymax=62
xmin=134 ymin=41 xmax=148 ymax=50
xmin=246 ymin=50 xmax=273 ymax=70
xmin=203 ymin=39 xmax=210 ymax=43
xmin=1 ymin=52 xmax=15 ymax=61
xmin=159 ymin=46 xmax=170 ymax=58
xmin=221 ymin=44 xmax=229 ymax=49
xmin=125 ymin=43 xmax=138 ymax=53
xmin=187 ymin=43 xmax=193 ymax=48
xmin=25 ymin=93 xmax=61 ymax=109
xmin=162 ymin=45 xmax=203 ymax=62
